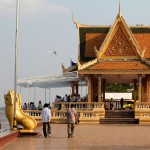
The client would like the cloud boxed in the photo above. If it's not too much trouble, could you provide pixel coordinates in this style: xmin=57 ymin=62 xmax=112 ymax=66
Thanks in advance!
xmin=0 ymin=0 xmax=69 ymax=17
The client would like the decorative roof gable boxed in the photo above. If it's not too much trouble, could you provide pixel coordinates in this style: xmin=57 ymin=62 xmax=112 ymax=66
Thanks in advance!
xmin=104 ymin=27 xmax=137 ymax=56
xmin=76 ymin=4 xmax=150 ymax=72
xmin=95 ymin=12 xmax=144 ymax=60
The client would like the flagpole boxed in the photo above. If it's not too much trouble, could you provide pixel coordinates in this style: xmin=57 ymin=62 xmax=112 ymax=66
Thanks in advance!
xmin=13 ymin=0 xmax=20 ymax=129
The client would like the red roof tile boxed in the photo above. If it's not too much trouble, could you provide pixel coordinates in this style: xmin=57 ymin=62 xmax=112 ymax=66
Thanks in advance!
xmin=133 ymin=34 xmax=150 ymax=58
xmin=81 ymin=28 xmax=150 ymax=60
xmin=89 ymin=61 xmax=149 ymax=70
xmin=85 ymin=33 xmax=107 ymax=57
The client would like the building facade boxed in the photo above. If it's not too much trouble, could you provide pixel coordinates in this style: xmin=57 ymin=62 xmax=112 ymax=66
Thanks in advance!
xmin=72 ymin=7 xmax=150 ymax=103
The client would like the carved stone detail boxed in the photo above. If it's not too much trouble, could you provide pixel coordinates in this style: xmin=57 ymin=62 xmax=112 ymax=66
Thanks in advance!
xmin=104 ymin=27 xmax=136 ymax=56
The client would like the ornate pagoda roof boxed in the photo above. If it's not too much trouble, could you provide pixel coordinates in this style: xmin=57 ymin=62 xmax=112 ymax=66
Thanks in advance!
xmin=73 ymin=4 xmax=150 ymax=74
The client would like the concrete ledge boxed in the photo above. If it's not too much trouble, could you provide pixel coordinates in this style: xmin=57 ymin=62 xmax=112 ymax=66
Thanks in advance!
xmin=51 ymin=118 xmax=100 ymax=124
xmin=139 ymin=118 xmax=150 ymax=125
xmin=0 ymin=130 xmax=19 ymax=148
xmin=0 ymin=122 xmax=43 ymax=148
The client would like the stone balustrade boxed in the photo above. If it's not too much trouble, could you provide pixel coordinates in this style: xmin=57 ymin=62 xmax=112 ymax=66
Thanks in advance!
xmin=135 ymin=102 xmax=150 ymax=109
xmin=22 ymin=102 xmax=150 ymax=124
xmin=23 ymin=102 xmax=105 ymax=124
xmin=135 ymin=102 xmax=150 ymax=124
xmin=53 ymin=102 xmax=104 ymax=110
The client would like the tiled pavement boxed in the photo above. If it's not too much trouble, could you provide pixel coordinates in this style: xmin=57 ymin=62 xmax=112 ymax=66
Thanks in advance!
xmin=1 ymin=124 xmax=150 ymax=150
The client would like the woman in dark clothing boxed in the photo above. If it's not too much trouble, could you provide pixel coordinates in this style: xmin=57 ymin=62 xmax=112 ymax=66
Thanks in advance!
xmin=120 ymin=98 xmax=124 ymax=110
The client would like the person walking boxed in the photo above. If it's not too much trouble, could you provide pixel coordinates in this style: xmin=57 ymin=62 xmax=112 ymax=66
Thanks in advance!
xmin=66 ymin=104 xmax=77 ymax=138
xmin=42 ymin=103 xmax=51 ymax=138
xmin=120 ymin=98 xmax=124 ymax=110
xmin=38 ymin=100 xmax=43 ymax=115
xmin=38 ymin=100 xmax=43 ymax=110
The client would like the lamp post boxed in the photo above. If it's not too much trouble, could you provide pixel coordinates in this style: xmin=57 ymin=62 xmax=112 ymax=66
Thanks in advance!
xmin=13 ymin=0 xmax=20 ymax=129
xmin=49 ymin=88 xmax=51 ymax=104
xmin=47 ymin=50 xmax=56 ymax=105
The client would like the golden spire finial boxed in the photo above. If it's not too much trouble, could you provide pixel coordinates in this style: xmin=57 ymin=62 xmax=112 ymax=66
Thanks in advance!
xmin=72 ymin=13 xmax=79 ymax=29
xmin=62 ymin=63 xmax=66 ymax=73
xmin=118 ymin=0 xmax=121 ymax=17
xmin=72 ymin=13 xmax=75 ymax=22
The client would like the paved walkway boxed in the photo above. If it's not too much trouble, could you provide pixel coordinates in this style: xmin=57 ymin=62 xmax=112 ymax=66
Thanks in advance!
xmin=1 ymin=124 xmax=150 ymax=150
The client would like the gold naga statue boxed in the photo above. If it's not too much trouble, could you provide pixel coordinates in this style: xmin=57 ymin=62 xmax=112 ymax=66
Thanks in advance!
xmin=4 ymin=90 xmax=37 ymax=132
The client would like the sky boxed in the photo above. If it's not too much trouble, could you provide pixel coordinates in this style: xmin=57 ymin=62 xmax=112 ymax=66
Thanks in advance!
xmin=0 ymin=0 xmax=150 ymax=107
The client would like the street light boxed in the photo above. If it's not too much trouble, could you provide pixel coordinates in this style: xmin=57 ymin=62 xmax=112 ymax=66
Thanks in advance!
xmin=46 ymin=50 xmax=57 ymax=104
xmin=13 ymin=0 xmax=20 ymax=129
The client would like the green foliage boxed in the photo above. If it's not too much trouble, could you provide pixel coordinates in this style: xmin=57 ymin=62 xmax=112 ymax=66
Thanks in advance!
xmin=130 ymin=27 xmax=150 ymax=33
xmin=105 ymin=83 xmax=133 ymax=92
xmin=79 ymin=27 xmax=110 ymax=61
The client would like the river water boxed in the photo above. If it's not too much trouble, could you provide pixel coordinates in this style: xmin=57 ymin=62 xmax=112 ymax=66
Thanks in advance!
xmin=0 ymin=108 xmax=9 ymax=132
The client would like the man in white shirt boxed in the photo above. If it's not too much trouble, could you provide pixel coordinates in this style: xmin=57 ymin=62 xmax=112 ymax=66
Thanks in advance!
xmin=42 ymin=103 xmax=51 ymax=138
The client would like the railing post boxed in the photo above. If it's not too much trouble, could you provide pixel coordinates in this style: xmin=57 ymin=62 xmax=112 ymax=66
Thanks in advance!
xmin=138 ymin=74 xmax=142 ymax=102
xmin=80 ymin=112 xmax=83 ymax=118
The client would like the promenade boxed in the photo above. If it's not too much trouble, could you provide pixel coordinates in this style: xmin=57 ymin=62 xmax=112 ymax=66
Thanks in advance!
xmin=1 ymin=124 xmax=150 ymax=150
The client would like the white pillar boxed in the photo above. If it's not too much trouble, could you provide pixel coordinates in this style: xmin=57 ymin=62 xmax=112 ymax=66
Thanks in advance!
xmin=45 ymin=88 xmax=47 ymax=103
xmin=34 ymin=86 xmax=36 ymax=103
xmin=27 ymin=83 xmax=29 ymax=104
xmin=49 ymin=88 xmax=51 ymax=104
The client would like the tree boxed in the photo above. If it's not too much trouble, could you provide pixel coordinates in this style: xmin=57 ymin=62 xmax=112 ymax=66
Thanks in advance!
xmin=105 ymin=83 xmax=133 ymax=92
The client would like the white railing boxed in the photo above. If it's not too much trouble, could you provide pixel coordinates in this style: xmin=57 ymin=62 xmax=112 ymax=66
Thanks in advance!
xmin=23 ymin=102 xmax=150 ymax=124
xmin=135 ymin=102 xmax=150 ymax=123
xmin=53 ymin=102 xmax=104 ymax=110
xmin=135 ymin=102 xmax=150 ymax=110
xmin=23 ymin=102 xmax=105 ymax=123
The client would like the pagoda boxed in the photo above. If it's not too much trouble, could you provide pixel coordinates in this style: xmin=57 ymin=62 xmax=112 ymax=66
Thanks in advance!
xmin=70 ymin=3 xmax=150 ymax=103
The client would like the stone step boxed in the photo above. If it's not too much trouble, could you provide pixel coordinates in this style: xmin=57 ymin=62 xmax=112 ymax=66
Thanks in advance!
xmin=105 ymin=110 xmax=135 ymax=118
xmin=100 ymin=118 xmax=139 ymax=124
